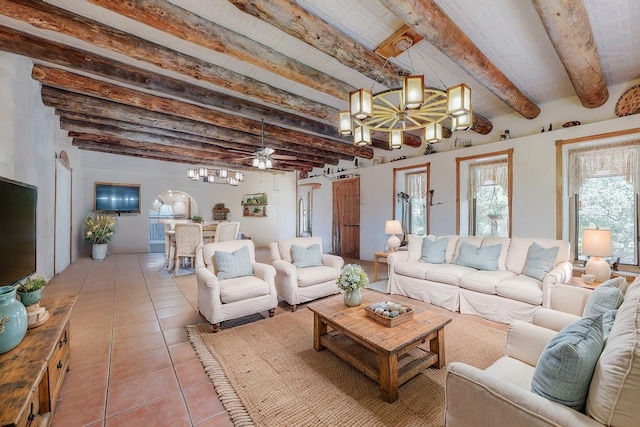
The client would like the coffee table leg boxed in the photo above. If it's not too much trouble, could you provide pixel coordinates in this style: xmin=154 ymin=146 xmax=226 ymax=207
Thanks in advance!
xmin=313 ymin=313 xmax=327 ymax=351
xmin=430 ymin=328 xmax=446 ymax=368
xmin=378 ymin=352 xmax=399 ymax=403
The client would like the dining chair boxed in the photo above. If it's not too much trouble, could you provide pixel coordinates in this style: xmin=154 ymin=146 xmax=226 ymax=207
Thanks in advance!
xmin=172 ymin=223 xmax=203 ymax=276
xmin=214 ymin=221 xmax=240 ymax=243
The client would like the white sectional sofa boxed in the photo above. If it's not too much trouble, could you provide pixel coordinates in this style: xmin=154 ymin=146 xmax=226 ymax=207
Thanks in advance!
xmin=388 ymin=235 xmax=573 ymax=324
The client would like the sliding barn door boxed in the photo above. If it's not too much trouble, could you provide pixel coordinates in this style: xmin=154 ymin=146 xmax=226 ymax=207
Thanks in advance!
xmin=332 ymin=177 xmax=360 ymax=258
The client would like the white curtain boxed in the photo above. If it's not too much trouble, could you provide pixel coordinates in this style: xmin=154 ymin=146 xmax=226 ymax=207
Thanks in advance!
xmin=568 ymin=140 xmax=640 ymax=195
xmin=469 ymin=159 xmax=508 ymax=199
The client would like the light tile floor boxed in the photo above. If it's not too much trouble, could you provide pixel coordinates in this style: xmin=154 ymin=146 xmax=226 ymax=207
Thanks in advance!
xmin=43 ymin=250 xmax=381 ymax=427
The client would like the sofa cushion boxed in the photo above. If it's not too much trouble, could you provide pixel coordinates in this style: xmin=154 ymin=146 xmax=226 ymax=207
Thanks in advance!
xmin=296 ymin=265 xmax=337 ymax=288
xmin=291 ymin=243 xmax=323 ymax=268
xmin=454 ymin=241 xmax=502 ymax=271
xmin=424 ymin=264 xmax=475 ymax=287
xmin=219 ymin=275 xmax=270 ymax=304
xmin=408 ymin=234 xmax=458 ymax=263
xmin=586 ymin=280 xmax=640 ymax=425
xmin=459 ymin=270 xmax=516 ymax=295
xmin=481 ymin=237 xmax=511 ymax=271
xmin=531 ymin=315 xmax=605 ymax=411
xmin=215 ymin=245 xmax=254 ymax=279
xmin=420 ymin=236 xmax=448 ymax=264
xmin=496 ymin=275 xmax=544 ymax=305
xmin=394 ymin=261 xmax=438 ymax=280
xmin=277 ymin=237 xmax=322 ymax=263
xmin=523 ymin=242 xmax=560 ymax=281
xmin=583 ymin=278 xmax=625 ymax=317
xmin=506 ymin=238 xmax=570 ymax=275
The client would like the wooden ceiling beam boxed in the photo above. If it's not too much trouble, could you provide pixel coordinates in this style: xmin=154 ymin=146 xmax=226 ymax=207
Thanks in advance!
xmin=31 ymin=65 xmax=374 ymax=160
xmin=531 ymin=0 xmax=608 ymax=108
xmin=379 ymin=0 xmax=540 ymax=120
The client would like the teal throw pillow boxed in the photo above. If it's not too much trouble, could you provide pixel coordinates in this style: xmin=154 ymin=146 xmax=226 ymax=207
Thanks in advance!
xmin=420 ymin=237 xmax=448 ymax=264
xmin=531 ymin=315 xmax=605 ymax=411
xmin=602 ymin=309 xmax=617 ymax=340
xmin=214 ymin=245 xmax=254 ymax=279
xmin=523 ymin=242 xmax=560 ymax=281
xmin=291 ymin=244 xmax=323 ymax=268
xmin=582 ymin=279 xmax=624 ymax=317
xmin=453 ymin=241 xmax=501 ymax=271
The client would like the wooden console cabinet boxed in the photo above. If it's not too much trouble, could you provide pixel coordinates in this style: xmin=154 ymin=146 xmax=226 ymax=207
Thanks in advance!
xmin=0 ymin=295 xmax=76 ymax=427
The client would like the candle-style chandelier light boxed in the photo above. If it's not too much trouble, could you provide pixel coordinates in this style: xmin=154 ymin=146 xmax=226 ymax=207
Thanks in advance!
xmin=186 ymin=167 xmax=244 ymax=186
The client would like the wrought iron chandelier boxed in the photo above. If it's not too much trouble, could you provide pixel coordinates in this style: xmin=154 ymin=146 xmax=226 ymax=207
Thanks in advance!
xmin=338 ymin=76 xmax=472 ymax=149
xmin=186 ymin=167 xmax=244 ymax=186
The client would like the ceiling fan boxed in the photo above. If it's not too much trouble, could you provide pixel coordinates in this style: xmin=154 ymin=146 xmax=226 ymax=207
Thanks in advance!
xmin=233 ymin=119 xmax=297 ymax=169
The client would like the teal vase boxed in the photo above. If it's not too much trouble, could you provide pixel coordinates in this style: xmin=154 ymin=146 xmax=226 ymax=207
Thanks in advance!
xmin=343 ymin=289 xmax=362 ymax=307
xmin=0 ymin=286 xmax=28 ymax=354
xmin=17 ymin=289 xmax=42 ymax=307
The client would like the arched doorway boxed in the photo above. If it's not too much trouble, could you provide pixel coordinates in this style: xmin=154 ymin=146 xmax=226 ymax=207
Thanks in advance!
xmin=148 ymin=190 xmax=199 ymax=253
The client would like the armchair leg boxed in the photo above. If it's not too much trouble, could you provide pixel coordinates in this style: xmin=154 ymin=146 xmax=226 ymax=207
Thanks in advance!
xmin=268 ymin=308 xmax=275 ymax=317
xmin=291 ymin=304 xmax=298 ymax=312
xmin=212 ymin=323 xmax=220 ymax=333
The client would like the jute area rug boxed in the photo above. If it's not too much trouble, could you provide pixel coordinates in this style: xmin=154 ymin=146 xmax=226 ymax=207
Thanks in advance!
xmin=188 ymin=300 xmax=506 ymax=427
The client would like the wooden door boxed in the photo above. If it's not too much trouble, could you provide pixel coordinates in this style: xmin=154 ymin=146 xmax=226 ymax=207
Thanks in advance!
xmin=333 ymin=177 xmax=360 ymax=258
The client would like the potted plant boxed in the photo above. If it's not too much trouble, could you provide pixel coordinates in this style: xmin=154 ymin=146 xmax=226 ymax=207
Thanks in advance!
xmin=192 ymin=215 xmax=203 ymax=223
xmin=84 ymin=214 xmax=117 ymax=260
xmin=17 ymin=275 xmax=48 ymax=307
xmin=337 ymin=264 xmax=369 ymax=307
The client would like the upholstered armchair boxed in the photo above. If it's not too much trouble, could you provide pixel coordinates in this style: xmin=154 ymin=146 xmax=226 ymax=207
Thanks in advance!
xmin=196 ymin=239 xmax=277 ymax=332
xmin=269 ymin=237 xmax=344 ymax=311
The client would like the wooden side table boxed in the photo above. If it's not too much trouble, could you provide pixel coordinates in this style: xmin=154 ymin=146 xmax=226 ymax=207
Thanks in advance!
xmin=373 ymin=251 xmax=390 ymax=282
xmin=567 ymin=276 xmax=600 ymax=290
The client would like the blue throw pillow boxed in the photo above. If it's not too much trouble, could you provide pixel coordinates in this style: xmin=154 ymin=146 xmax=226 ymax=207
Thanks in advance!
xmin=453 ymin=241 xmax=501 ymax=270
xmin=602 ymin=309 xmax=617 ymax=340
xmin=531 ymin=315 xmax=604 ymax=411
xmin=523 ymin=242 xmax=560 ymax=281
xmin=582 ymin=279 xmax=624 ymax=317
xmin=214 ymin=245 xmax=254 ymax=279
xmin=420 ymin=237 xmax=448 ymax=264
xmin=291 ymin=244 xmax=323 ymax=268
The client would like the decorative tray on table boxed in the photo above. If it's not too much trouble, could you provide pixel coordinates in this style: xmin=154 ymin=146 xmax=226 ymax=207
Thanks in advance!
xmin=365 ymin=301 xmax=413 ymax=327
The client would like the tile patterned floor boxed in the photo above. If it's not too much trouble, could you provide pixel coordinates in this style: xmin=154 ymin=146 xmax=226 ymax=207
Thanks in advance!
xmin=42 ymin=250 xmax=382 ymax=426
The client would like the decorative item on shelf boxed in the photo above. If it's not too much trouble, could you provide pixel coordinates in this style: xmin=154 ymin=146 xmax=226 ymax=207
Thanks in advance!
xmin=562 ymin=121 xmax=581 ymax=128
xmin=582 ymin=227 xmax=612 ymax=282
xmin=212 ymin=203 xmax=230 ymax=221
xmin=500 ymin=129 xmax=510 ymax=140
xmin=84 ymin=214 xmax=117 ymax=260
xmin=0 ymin=285 xmax=27 ymax=354
xmin=242 ymin=193 xmax=268 ymax=217
xmin=615 ymin=84 xmax=640 ymax=117
xmin=336 ymin=41 xmax=472 ymax=148
xmin=187 ymin=167 xmax=243 ymax=185
xmin=191 ymin=215 xmax=203 ymax=224
xmin=424 ymin=143 xmax=435 ymax=155
xmin=337 ymin=264 xmax=369 ymax=307
xmin=365 ymin=301 xmax=414 ymax=327
xmin=17 ymin=275 xmax=47 ymax=307
xmin=385 ymin=220 xmax=403 ymax=252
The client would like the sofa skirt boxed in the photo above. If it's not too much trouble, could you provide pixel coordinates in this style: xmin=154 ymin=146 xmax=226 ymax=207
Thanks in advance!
xmin=390 ymin=275 xmax=459 ymax=312
xmin=459 ymin=289 xmax=539 ymax=324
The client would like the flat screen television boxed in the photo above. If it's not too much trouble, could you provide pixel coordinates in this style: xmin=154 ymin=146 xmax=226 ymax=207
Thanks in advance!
xmin=94 ymin=182 xmax=141 ymax=213
xmin=0 ymin=177 xmax=37 ymax=287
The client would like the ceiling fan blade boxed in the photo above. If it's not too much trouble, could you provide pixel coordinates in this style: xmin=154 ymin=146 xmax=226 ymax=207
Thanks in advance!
xmin=272 ymin=154 xmax=297 ymax=160
xmin=262 ymin=147 xmax=275 ymax=156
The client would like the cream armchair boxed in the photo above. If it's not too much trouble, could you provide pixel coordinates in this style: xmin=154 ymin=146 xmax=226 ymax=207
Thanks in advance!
xmin=196 ymin=240 xmax=277 ymax=332
xmin=270 ymin=237 xmax=344 ymax=311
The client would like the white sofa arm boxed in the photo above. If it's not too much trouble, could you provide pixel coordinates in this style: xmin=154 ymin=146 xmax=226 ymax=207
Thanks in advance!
xmin=533 ymin=307 xmax=581 ymax=332
xmin=387 ymin=250 xmax=408 ymax=266
xmin=542 ymin=261 xmax=573 ymax=308
xmin=321 ymin=254 xmax=344 ymax=273
xmin=505 ymin=321 xmax=557 ymax=367
xmin=445 ymin=362 xmax=602 ymax=427
xmin=253 ymin=262 xmax=276 ymax=284
xmin=547 ymin=283 xmax=592 ymax=316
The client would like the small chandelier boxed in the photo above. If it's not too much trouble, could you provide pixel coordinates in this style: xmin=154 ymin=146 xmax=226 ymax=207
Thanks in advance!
xmin=338 ymin=76 xmax=472 ymax=148
xmin=186 ymin=167 xmax=244 ymax=186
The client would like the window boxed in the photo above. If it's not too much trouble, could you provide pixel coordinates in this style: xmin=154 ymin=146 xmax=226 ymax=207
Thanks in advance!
xmin=568 ymin=141 xmax=640 ymax=266
xmin=456 ymin=150 xmax=513 ymax=237
xmin=394 ymin=164 xmax=429 ymax=237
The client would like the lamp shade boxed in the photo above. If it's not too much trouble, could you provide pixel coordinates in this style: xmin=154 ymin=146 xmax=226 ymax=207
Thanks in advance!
xmin=582 ymin=228 xmax=612 ymax=257
xmin=350 ymin=88 xmax=372 ymax=120
xmin=403 ymin=75 xmax=424 ymax=109
xmin=338 ymin=110 xmax=353 ymax=135
xmin=389 ymin=129 xmax=403 ymax=149
xmin=385 ymin=220 xmax=403 ymax=235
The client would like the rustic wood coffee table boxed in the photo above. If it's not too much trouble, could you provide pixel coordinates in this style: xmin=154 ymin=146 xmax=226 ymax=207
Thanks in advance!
xmin=307 ymin=291 xmax=452 ymax=402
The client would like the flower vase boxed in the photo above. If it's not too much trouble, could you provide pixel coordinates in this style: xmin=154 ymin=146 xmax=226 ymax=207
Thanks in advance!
xmin=17 ymin=289 xmax=42 ymax=307
xmin=92 ymin=243 xmax=108 ymax=260
xmin=0 ymin=286 xmax=28 ymax=354
xmin=343 ymin=289 xmax=362 ymax=307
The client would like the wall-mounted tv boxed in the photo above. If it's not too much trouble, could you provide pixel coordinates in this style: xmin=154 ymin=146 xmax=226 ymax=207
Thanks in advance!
xmin=0 ymin=177 xmax=37 ymax=287
xmin=94 ymin=182 xmax=141 ymax=213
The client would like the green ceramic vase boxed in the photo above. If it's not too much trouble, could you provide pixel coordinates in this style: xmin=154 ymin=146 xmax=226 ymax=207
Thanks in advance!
xmin=343 ymin=289 xmax=362 ymax=307
xmin=0 ymin=286 xmax=28 ymax=354
xmin=17 ymin=288 xmax=42 ymax=307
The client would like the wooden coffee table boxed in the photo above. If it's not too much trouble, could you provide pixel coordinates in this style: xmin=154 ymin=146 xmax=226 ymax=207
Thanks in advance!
xmin=307 ymin=291 xmax=452 ymax=402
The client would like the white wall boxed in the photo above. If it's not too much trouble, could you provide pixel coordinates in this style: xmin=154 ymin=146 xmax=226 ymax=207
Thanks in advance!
xmin=300 ymin=81 xmax=640 ymax=261
xmin=0 ymin=52 xmax=82 ymax=279
xmin=79 ymin=151 xmax=297 ymax=253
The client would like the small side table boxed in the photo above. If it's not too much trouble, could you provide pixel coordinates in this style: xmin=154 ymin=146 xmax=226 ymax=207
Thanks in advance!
xmin=567 ymin=276 xmax=600 ymax=290
xmin=373 ymin=251 xmax=390 ymax=282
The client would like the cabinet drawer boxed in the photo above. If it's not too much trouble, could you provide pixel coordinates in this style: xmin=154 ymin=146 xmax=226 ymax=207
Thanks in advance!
xmin=46 ymin=322 xmax=70 ymax=413
xmin=16 ymin=385 xmax=40 ymax=427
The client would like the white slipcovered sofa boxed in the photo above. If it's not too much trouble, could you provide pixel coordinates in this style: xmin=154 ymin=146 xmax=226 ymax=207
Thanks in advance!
xmin=388 ymin=235 xmax=573 ymax=323
xmin=445 ymin=277 xmax=640 ymax=426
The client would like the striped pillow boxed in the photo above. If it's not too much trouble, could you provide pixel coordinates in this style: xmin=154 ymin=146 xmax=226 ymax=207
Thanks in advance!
xmin=214 ymin=245 xmax=254 ymax=279
xmin=291 ymin=244 xmax=323 ymax=268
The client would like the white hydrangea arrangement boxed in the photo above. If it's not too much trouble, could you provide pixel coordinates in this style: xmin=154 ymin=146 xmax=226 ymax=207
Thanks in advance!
xmin=337 ymin=264 xmax=369 ymax=292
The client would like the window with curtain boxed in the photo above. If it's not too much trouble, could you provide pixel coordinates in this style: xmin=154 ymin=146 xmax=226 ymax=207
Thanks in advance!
xmin=469 ymin=159 xmax=509 ymax=237
xmin=568 ymin=141 xmax=640 ymax=265
xmin=403 ymin=171 xmax=427 ymax=236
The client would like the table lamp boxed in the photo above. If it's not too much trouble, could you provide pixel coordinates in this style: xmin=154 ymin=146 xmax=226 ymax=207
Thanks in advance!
xmin=385 ymin=220 xmax=403 ymax=252
xmin=582 ymin=227 xmax=612 ymax=282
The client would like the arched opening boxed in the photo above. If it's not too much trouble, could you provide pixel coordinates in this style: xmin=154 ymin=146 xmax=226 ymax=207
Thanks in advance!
xmin=148 ymin=190 xmax=199 ymax=253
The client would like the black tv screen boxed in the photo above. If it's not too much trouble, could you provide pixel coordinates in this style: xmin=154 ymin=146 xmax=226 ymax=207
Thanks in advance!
xmin=95 ymin=182 xmax=141 ymax=213
xmin=0 ymin=177 xmax=37 ymax=287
